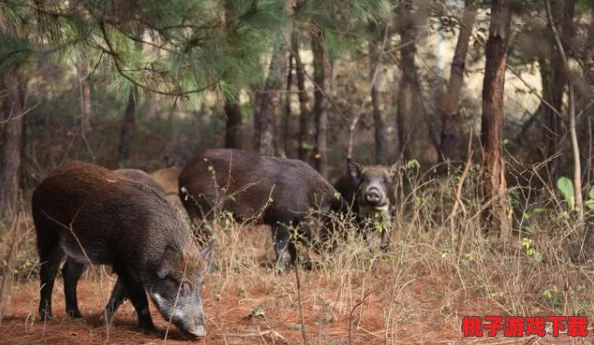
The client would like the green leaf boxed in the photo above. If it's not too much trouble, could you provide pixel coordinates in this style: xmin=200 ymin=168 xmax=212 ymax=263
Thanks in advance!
xmin=556 ymin=176 xmax=575 ymax=211
xmin=585 ymin=200 xmax=594 ymax=212
xmin=588 ymin=187 xmax=594 ymax=200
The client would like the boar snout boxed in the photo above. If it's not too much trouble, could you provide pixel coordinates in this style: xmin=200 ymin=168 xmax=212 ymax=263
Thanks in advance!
xmin=151 ymin=289 xmax=207 ymax=338
xmin=174 ymin=300 xmax=207 ymax=338
xmin=187 ymin=325 xmax=206 ymax=338
xmin=363 ymin=188 xmax=382 ymax=205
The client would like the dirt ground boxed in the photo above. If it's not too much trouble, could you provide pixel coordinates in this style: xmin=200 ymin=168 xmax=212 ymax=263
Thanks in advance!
xmin=0 ymin=269 xmax=470 ymax=345
xmin=1 ymin=226 xmax=592 ymax=345
xmin=2 ymin=273 xmax=584 ymax=345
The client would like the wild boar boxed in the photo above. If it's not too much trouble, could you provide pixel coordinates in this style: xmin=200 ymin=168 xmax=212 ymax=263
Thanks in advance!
xmin=150 ymin=166 xmax=184 ymax=210
xmin=114 ymin=168 xmax=168 ymax=196
xmin=178 ymin=148 xmax=345 ymax=268
xmin=32 ymin=161 xmax=213 ymax=338
xmin=334 ymin=158 xmax=398 ymax=252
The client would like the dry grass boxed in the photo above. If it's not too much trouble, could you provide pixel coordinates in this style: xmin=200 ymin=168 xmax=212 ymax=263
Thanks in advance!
xmin=1 ymin=164 xmax=594 ymax=344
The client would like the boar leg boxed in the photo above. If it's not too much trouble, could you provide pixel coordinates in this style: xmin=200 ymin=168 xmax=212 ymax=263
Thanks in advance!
xmin=62 ymin=258 xmax=87 ymax=318
xmin=272 ymin=222 xmax=298 ymax=270
xmin=380 ymin=228 xmax=390 ymax=252
xmin=37 ymin=233 xmax=64 ymax=321
xmin=102 ymin=277 xmax=128 ymax=323
xmin=363 ymin=230 xmax=374 ymax=251
xmin=358 ymin=219 xmax=375 ymax=251
xmin=116 ymin=269 xmax=157 ymax=334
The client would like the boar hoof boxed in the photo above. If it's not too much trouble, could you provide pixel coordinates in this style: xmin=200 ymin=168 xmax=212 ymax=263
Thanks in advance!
xmin=273 ymin=263 xmax=291 ymax=274
xmin=137 ymin=322 xmax=159 ymax=336
xmin=99 ymin=312 xmax=113 ymax=326
xmin=67 ymin=309 xmax=83 ymax=318
xmin=39 ymin=312 xmax=52 ymax=321
xmin=300 ymin=260 xmax=315 ymax=272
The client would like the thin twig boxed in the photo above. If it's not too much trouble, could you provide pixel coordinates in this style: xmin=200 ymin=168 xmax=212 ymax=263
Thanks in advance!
xmin=294 ymin=256 xmax=308 ymax=345
xmin=348 ymin=288 xmax=377 ymax=345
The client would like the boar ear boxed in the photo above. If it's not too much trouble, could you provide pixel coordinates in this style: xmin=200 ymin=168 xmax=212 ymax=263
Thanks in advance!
xmin=158 ymin=245 xmax=181 ymax=279
xmin=347 ymin=158 xmax=361 ymax=182
xmin=388 ymin=162 xmax=399 ymax=183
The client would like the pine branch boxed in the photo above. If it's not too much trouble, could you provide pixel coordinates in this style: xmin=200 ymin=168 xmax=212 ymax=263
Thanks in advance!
xmin=98 ymin=20 xmax=219 ymax=97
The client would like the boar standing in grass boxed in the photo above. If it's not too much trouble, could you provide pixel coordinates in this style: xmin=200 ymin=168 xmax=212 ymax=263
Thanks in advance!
xmin=334 ymin=158 xmax=398 ymax=252
xmin=178 ymin=148 xmax=346 ymax=269
xmin=32 ymin=161 xmax=213 ymax=338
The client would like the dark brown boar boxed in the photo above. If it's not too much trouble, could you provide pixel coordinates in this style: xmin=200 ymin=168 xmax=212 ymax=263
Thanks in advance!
xmin=150 ymin=166 xmax=184 ymax=210
xmin=334 ymin=158 xmax=398 ymax=252
xmin=32 ymin=161 xmax=213 ymax=338
xmin=114 ymin=168 xmax=168 ymax=196
xmin=178 ymin=148 xmax=345 ymax=268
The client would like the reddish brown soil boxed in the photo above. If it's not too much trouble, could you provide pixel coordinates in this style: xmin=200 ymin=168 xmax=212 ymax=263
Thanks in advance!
xmin=3 ymin=273 xmax=590 ymax=345
xmin=0 ymin=227 xmax=587 ymax=344
xmin=0 ymin=273 xmax=468 ymax=345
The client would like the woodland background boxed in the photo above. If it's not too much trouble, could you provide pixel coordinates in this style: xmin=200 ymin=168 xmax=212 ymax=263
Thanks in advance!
xmin=1 ymin=1 xmax=594 ymax=343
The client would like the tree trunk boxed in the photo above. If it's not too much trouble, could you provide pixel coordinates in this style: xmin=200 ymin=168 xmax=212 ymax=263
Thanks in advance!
xmin=396 ymin=2 xmax=418 ymax=161
xmin=544 ymin=0 xmax=576 ymax=177
xmin=293 ymin=32 xmax=310 ymax=163
xmin=283 ymin=54 xmax=294 ymax=156
xmin=369 ymin=26 xmax=387 ymax=164
xmin=223 ymin=0 xmax=244 ymax=150
xmin=538 ymin=57 xmax=554 ymax=160
xmin=224 ymin=93 xmax=244 ymax=149
xmin=439 ymin=0 xmax=478 ymax=163
xmin=546 ymin=0 xmax=585 ymax=256
xmin=582 ymin=15 xmax=594 ymax=85
xmin=117 ymin=91 xmax=136 ymax=163
xmin=0 ymin=71 xmax=24 ymax=224
xmin=254 ymin=31 xmax=288 ymax=156
xmin=480 ymin=0 xmax=512 ymax=236
xmin=311 ymin=30 xmax=329 ymax=178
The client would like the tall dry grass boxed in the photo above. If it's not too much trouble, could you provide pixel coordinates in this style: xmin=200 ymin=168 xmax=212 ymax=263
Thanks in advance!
xmin=1 ymin=160 xmax=593 ymax=343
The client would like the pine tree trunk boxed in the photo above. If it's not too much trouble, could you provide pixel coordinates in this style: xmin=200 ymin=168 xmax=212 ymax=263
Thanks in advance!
xmin=224 ymin=0 xmax=244 ymax=150
xmin=544 ymin=0 xmax=576 ymax=177
xmin=0 ymin=70 xmax=24 ymax=224
xmin=480 ymin=0 xmax=512 ymax=236
xmin=117 ymin=91 xmax=136 ymax=163
xmin=224 ymin=93 xmax=244 ymax=149
xmin=439 ymin=0 xmax=478 ymax=163
xmin=539 ymin=57 xmax=553 ymax=161
xmin=371 ymin=82 xmax=386 ymax=164
xmin=369 ymin=28 xmax=387 ymax=164
xmin=311 ymin=30 xmax=329 ymax=178
xmin=283 ymin=54 xmax=294 ymax=156
xmin=396 ymin=3 xmax=418 ymax=161
xmin=583 ymin=16 xmax=594 ymax=85
xmin=293 ymin=32 xmax=310 ymax=163
xmin=254 ymin=31 xmax=288 ymax=156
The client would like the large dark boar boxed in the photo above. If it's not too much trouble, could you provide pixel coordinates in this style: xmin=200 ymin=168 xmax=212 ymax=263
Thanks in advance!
xmin=334 ymin=158 xmax=397 ymax=252
xmin=178 ymin=148 xmax=345 ymax=268
xmin=32 ymin=161 xmax=213 ymax=338
xmin=114 ymin=168 xmax=168 ymax=196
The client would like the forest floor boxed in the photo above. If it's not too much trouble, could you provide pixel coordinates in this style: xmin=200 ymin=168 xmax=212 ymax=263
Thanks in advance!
xmin=1 ymin=223 xmax=593 ymax=345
